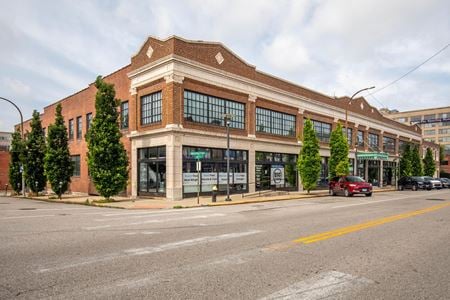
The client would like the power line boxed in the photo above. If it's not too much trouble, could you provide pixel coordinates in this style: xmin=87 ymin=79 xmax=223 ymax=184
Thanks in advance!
xmin=370 ymin=43 xmax=450 ymax=96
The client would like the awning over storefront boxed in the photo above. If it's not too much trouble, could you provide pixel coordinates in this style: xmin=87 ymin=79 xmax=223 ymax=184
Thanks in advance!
xmin=357 ymin=152 xmax=389 ymax=160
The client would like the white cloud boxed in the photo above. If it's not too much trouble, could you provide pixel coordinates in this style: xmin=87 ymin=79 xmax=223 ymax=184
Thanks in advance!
xmin=1 ymin=0 xmax=450 ymax=131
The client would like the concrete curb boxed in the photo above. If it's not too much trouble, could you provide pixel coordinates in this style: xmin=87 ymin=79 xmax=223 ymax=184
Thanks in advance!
xmin=13 ymin=188 xmax=397 ymax=210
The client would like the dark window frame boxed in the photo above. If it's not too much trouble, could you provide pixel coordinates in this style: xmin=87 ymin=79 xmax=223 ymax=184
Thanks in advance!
xmin=256 ymin=107 xmax=296 ymax=137
xmin=183 ymin=90 xmax=245 ymax=129
xmin=120 ymin=101 xmax=129 ymax=129
xmin=68 ymin=119 xmax=74 ymax=140
xmin=86 ymin=113 xmax=93 ymax=132
xmin=357 ymin=130 xmax=364 ymax=147
xmin=368 ymin=133 xmax=379 ymax=150
xmin=307 ymin=119 xmax=332 ymax=143
xmin=71 ymin=155 xmax=80 ymax=177
xmin=383 ymin=136 xmax=396 ymax=153
xmin=141 ymin=91 xmax=162 ymax=125
xmin=76 ymin=116 xmax=82 ymax=140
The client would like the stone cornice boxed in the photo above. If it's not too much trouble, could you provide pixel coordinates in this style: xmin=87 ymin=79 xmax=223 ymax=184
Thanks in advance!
xmin=127 ymin=55 xmax=422 ymax=141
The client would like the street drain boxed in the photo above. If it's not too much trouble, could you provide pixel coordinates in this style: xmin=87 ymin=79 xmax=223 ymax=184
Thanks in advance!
xmin=426 ymin=198 xmax=446 ymax=201
xmin=19 ymin=208 xmax=37 ymax=210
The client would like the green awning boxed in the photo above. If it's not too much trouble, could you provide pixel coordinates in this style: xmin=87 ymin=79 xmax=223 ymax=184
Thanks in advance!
xmin=356 ymin=152 xmax=389 ymax=160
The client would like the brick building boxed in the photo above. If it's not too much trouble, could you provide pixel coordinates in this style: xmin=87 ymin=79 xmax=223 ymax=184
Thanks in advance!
xmin=0 ymin=132 xmax=12 ymax=188
xmin=21 ymin=36 xmax=434 ymax=200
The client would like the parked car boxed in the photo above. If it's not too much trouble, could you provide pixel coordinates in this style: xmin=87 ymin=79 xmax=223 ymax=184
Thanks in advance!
xmin=398 ymin=176 xmax=431 ymax=191
xmin=424 ymin=177 xmax=442 ymax=189
xmin=438 ymin=178 xmax=450 ymax=188
xmin=329 ymin=176 xmax=372 ymax=197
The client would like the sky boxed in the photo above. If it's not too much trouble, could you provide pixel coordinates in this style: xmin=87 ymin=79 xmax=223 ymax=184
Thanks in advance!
xmin=1 ymin=0 xmax=449 ymax=132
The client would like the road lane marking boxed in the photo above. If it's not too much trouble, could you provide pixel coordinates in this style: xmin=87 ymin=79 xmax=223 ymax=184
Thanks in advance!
xmin=331 ymin=190 xmax=446 ymax=209
xmin=101 ymin=207 xmax=207 ymax=217
xmin=295 ymin=202 xmax=450 ymax=244
xmin=83 ymin=213 xmax=226 ymax=230
xmin=37 ymin=229 xmax=262 ymax=273
xmin=125 ymin=230 xmax=262 ymax=255
xmin=0 ymin=214 xmax=56 ymax=220
xmin=95 ymin=209 xmax=210 ymax=222
xmin=259 ymin=271 xmax=372 ymax=300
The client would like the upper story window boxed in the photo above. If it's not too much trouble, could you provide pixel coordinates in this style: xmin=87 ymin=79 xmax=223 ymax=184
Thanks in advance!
xmin=383 ymin=136 xmax=395 ymax=153
xmin=307 ymin=119 xmax=331 ymax=143
xmin=368 ymin=133 xmax=379 ymax=150
xmin=42 ymin=127 xmax=46 ymax=137
xmin=68 ymin=119 xmax=74 ymax=140
xmin=410 ymin=115 xmax=422 ymax=123
xmin=424 ymin=129 xmax=436 ymax=135
xmin=86 ymin=113 xmax=93 ymax=132
xmin=120 ymin=101 xmax=129 ymax=129
xmin=71 ymin=155 xmax=80 ymax=177
xmin=397 ymin=117 xmax=407 ymax=123
xmin=342 ymin=127 xmax=353 ymax=145
xmin=357 ymin=130 xmax=364 ymax=147
xmin=184 ymin=90 xmax=245 ymax=129
xmin=423 ymin=114 xmax=435 ymax=121
xmin=141 ymin=91 xmax=162 ymax=125
xmin=256 ymin=107 xmax=296 ymax=137
xmin=76 ymin=116 xmax=82 ymax=139
xmin=438 ymin=112 xmax=450 ymax=119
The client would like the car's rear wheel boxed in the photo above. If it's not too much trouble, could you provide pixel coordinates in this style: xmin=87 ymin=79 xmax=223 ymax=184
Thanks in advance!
xmin=344 ymin=188 xmax=351 ymax=197
xmin=365 ymin=193 xmax=372 ymax=197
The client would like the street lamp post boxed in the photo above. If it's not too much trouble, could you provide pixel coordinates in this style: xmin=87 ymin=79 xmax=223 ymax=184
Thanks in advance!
xmin=344 ymin=87 xmax=375 ymax=179
xmin=0 ymin=97 xmax=25 ymax=197
xmin=344 ymin=86 xmax=375 ymax=132
xmin=223 ymin=114 xmax=233 ymax=201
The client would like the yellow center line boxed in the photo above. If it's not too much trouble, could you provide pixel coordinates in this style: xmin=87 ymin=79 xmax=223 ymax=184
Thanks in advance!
xmin=293 ymin=202 xmax=450 ymax=245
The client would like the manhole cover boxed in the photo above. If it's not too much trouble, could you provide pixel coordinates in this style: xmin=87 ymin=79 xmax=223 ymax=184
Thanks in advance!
xmin=19 ymin=208 xmax=37 ymax=210
xmin=426 ymin=198 xmax=446 ymax=201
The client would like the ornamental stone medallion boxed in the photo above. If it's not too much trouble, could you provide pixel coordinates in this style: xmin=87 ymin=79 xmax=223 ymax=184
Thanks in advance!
xmin=215 ymin=52 xmax=224 ymax=65
xmin=146 ymin=45 xmax=154 ymax=59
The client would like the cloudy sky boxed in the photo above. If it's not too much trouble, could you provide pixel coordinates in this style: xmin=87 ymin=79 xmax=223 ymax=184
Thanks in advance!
xmin=1 ymin=0 xmax=449 ymax=131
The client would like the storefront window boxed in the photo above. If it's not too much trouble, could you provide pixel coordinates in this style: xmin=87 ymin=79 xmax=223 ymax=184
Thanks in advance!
xmin=256 ymin=151 xmax=297 ymax=191
xmin=138 ymin=146 xmax=166 ymax=195
xmin=182 ymin=146 xmax=248 ymax=196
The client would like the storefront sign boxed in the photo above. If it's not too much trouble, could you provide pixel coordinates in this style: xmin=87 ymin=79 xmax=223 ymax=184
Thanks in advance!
xmin=234 ymin=173 xmax=247 ymax=184
xmin=271 ymin=165 xmax=284 ymax=185
xmin=183 ymin=173 xmax=199 ymax=186
xmin=219 ymin=172 xmax=233 ymax=184
xmin=201 ymin=172 xmax=217 ymax=185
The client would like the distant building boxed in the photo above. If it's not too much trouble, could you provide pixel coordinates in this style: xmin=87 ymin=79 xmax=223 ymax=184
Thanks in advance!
xmin=383 ymin=106 xmax=449 ymax=175
xmin=0 ymin=132 xmax=12 ymax=188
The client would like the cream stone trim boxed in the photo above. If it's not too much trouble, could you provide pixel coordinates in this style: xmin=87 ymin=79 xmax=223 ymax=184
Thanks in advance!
xmin=146 ymin=45 xmax=154 ymax=59
xmin=128 ymin=55 xmax=421 ymax=140
xmin=248 ymin=95 xmax=257 ymax=102
xmin=130 ymin=87 xmax=137 ymax=95
xmin=164 ymin=74 xmax=184 ymax=84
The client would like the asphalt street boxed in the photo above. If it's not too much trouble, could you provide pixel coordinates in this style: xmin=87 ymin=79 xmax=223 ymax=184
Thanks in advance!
xmin=0 ymin=189 xmax=449 ymax=299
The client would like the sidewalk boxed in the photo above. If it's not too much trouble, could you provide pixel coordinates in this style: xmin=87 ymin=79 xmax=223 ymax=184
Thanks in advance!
xmin=14 ymin=187 xmax=397 ymax=210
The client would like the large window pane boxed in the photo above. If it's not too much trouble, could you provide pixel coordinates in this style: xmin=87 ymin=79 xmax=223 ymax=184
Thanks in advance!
xmin=256 ymin=107 xmax=296 ymax=137
xmin=184 ymin=90 xmax=245 ymax=129
xmin=141 ymin=92 xmax=162 ymax=125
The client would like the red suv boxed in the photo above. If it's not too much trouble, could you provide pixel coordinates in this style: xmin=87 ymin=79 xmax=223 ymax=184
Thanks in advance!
xmin=329 ymin=176 xmax=372 ymax=197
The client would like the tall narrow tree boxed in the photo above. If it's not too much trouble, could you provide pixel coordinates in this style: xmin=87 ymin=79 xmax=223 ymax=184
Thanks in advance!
xmin=85 ymin=76 xmax=128 ymax=200
xmin=297 ymin=119 xmax=321 ymax=193
xmin=45 ymin=104 xmax=73 ymax=199
xmin=329 ymin=123 xmax=350 ymax=178
xmin=8 ymin=130 xmax=25 ymax=194
xmin=411 ymin=145 xmax=423 ymax=176
xmin=423 ymin=148 xmax=436 ymax=177
xmin=400 ymin=143 xmax=412 ymax=177
xmin=24 ymin=110 xmax=47 ymax=195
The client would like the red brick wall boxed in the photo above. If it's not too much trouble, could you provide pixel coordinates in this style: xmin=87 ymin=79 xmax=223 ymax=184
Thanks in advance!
xmin=0 ymin=151 xmax=10 ymax=188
